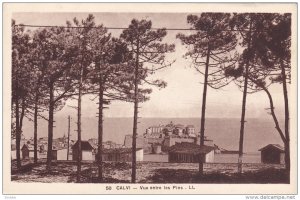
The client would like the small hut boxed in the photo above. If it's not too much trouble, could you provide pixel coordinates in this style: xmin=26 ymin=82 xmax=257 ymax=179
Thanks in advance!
xmin=168 ymin=142 xmax=214 ymax=163
xmin=21 ymin=144 xmax=57 ymax=160
xmin=72 ymin=140 xmax=94 ymax=161
xmin=259 ymin=144 xmax=285 ymax=164
xmin=99 ymin=148 xmax=143 ymax=162
xmin=21 ymin=144 xmax=34 ymax=159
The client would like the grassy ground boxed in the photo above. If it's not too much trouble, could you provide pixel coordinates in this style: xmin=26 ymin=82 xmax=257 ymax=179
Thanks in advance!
xmin=11 ymin=159 xmax=288 ymax=183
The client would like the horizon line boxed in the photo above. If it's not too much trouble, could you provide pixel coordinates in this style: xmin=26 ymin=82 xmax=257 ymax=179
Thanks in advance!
xmin=70 ymin=116 xmax=283 ymax=119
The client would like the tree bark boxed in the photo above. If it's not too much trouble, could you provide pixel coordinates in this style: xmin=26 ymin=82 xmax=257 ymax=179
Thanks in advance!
xmin=97 ymin=76 xmax=104 ymax=181
xmin=14 ymin=84 xmax=26 ymax=169
xmin=15 ymin=83 xmax=21 ymax=169
xmin=67 ymin=116 xmax=70 ymax=161
xmin=238 ymin=21 xmax=252 ymax=174
xmin=281 ymin=61 xmax=290 ymax=181
xmin=19 ymin=98 xmax=26 ymax=132
xmin=132 ymin=37 xmax=140 ymax=183
xmin=238 ymin=62 xmax=249 ymax=174
xmin=199 ymin=45 xmax=210 ymax=174
xmin=76 ymin=66 xmax=83 ymax=183
xmin=46 ymin=83 xmax=54 ymax=171
xmin=33 ymin=91 xmax=39 ymax=164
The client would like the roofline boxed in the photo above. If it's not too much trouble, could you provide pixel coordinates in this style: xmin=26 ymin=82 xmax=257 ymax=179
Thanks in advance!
xmin=258 ymin=144 xmax=284 ymax=152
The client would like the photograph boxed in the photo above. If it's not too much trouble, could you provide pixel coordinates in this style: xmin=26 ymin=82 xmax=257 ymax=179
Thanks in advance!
xmin=2 ymin=2 xmax=297 ymax=195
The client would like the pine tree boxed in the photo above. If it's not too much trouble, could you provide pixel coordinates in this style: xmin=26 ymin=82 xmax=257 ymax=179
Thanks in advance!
xmin=265 ymin=14 xmax=291 ymax=178
xmin=227 ymin=13 xmax=291 ymax=178
xmin=27 ymin=29 xmax=54 ymax=164
xmin=177 ymin=13 xmax=237 ymax=174
xmin=120 ymin=19 xmax=175 ymax=183
xmin=12 ymin=20 xmax=32 ymax=168
xmin=228 ymin=13 xmax=259 ymax=174
xmin=88 ymin=33 xmax=134 ymax=181
xmin=31 ymin=26 xmax=77 ymax=171
xmin=66 ymin=14 xmax=96 ymax=182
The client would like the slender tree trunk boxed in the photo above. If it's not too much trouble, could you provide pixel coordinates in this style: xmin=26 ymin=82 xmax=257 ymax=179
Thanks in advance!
xmin=19 ymin=98 xmax=25 ymax=132
xmin=281 ymin=61 xmax=290 ymax=181
xmin=11 ymin=93 xmax=15 ymax=151
xmin=33 ymin=91 xmax=39 ymax=164
xmin=248 ymin=77 xmax=286 ymax=143
xmin=97 ymin=80 xmax=104 ymax=181
xmin=199 ymin=45 xmax=210 ymax=174
xmin=238 ymin=65 xmax=249 ymax=174
xmin=67 ymin=116 xmax=70 ymax=161
xmin=76 ymin=66 xmax=83 ymax=183
xmin=264 ymin=87 xmax=286 ymax=143
xmin=238 ymin=21 xmax=252 ymax=174
xmin=132 ymin=38 xmax=140 ymax=183
xmin=46 ymin=83 xmax=54 ymax=171
xmin=15 ymin=86 xmax=21 ymax=169
xmin=17 ymin=97 xmax=26 ymax=164
xmin=19 ymin=98 xmax=26 ymax=160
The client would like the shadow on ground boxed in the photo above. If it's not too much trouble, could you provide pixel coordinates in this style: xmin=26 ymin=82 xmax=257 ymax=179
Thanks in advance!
xmin=11 ymin=160 xmax=289 ymax=183
xmin=147 ymin=168 xmax=289 ymax=183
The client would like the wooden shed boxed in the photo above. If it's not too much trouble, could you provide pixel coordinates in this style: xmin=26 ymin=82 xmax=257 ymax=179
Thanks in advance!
xmin=72 ymin=140 xmax=94 ymax=161
xmin=98 ymin=148 xmax=143 ymax=162
xmin=168 ymin=142 xmax=215 ymax=163
xmin=259 ymin=144 xmax=285 ymax=164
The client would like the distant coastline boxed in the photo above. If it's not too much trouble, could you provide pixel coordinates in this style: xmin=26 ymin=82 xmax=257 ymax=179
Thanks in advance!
xmin=21 ymin=117 xmax=284 ymax=153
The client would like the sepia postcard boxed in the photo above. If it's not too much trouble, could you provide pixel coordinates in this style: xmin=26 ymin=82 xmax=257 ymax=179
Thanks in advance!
xmin=2 ymin=2 xmax=298 ymax=195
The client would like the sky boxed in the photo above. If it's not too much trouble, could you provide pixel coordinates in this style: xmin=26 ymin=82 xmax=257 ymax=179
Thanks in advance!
xmin=10 ymin=11 xmax=292 ymax=147
xmin=10 ymin=11 xmax=292 ymax=153
xmin=12 ymin=12 xmax=287 ymax=120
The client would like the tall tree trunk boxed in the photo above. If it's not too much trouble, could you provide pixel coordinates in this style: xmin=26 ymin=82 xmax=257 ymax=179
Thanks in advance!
xmin=281 ymin=61 xmax=290 ymax=181
xmin=19 ymin=97 xmax=26 ymax=143
xmin=76 ymin=66 xmax=83 ymax=183
xmin=18 ymin=97 xmax=26 ymax=165
xmin=238 ymin=63 xmax=249 ymax=174
xmin=238 ymin=21 xmax=252 ymax=174
xmin=67 ymin=116 xmax=70 ymax=161
xmin=19 ymin=98 xmax=25 ymax=128
xmin=15 ymin=86 xmax=21 ymax=169
xmin=97 ymin=76 xmax=104 ymax=181
xmin=199 ymin=45 xmax=210 ymax=174
xmin=33 ymin=91 xmax=39 ymax=164
xmin=46 ymin=83 xmax=54 ymax=171
xmin=132 ymin=37 xmax=140 ymax=183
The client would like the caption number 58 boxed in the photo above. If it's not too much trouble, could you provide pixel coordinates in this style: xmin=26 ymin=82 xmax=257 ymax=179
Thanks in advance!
xmin=106 ymin=186 xmax=112 ymax=190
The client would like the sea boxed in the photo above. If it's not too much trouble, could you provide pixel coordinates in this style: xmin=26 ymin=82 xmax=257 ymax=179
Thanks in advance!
xmin=143 ymin=153 xmax=261 ymax=163
xmin=22 ymin=117 xmax=284 ymax=156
